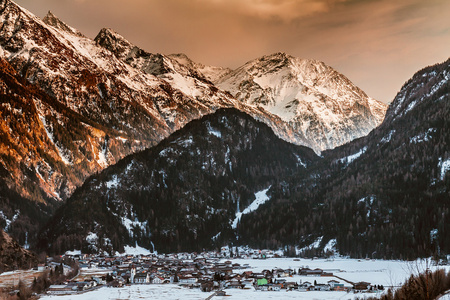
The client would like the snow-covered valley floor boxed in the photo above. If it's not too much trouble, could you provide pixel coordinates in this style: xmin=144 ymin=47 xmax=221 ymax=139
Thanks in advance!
xmin=39 ymin=257 xmax=450 ymax=300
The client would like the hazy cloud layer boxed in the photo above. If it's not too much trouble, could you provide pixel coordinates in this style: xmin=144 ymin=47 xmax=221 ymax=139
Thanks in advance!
xmin=15 ymin=0 xmax=450 ymax=103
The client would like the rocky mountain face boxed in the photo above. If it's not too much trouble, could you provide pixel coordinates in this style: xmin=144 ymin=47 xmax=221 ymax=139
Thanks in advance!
xmin=39 ymin=54 xmax=450 ymax=258
xmin=216 ymin=53 xmax=387 ymax=151
xmin=0 ymin=0 xmax=388 ymax=252
xmin=0 ymin=0 xmax=312 ymax=202
xmin=0 ymin=1 xmax=163 ymax=203
xmin=93 ymin=27 xmax=312 ymax=150
xmin=237 ymin=58 xmax=450 ymax=259
xmin=0 ymin=0 xmax=308 ymax=244
xmin=167 ymin=53 xmax=232 ymax=83
xmin=0 ymin=230 xmax=37 ymax=272
xmin=38 ymin=109 xmax=317 ymax=255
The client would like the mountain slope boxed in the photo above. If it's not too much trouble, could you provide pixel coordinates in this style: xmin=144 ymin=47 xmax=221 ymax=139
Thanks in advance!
xmin=217 ymin=52 xmax=387 ymax=151
xmin=38 ymin=108 xmax=317 ymax=254
xmin=93 ymin=27 xmax=313 ymax=150
xmin=168 ymin=53 xmax=232 ymax=83
xmin=0 ymin=56 xmax=112 ymax=244
xmin=237 ymin=58 xmax=450 ymax=259
xmin=0 ymin=230 xmax=37 ymax=273
xmin=1 ymin=0 xmax=388 ymax=250
xmin=0 ymin=1 xmax=313 ymax=207
xmin=0 ymin=0 xmax=311 ymax=244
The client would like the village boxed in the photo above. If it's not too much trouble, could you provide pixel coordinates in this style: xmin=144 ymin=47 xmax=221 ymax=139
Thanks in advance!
xmin=39 ymin=247 xmax=385 ymax=298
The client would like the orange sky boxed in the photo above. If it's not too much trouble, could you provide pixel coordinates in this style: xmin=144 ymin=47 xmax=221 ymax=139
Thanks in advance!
xmin=14 ymin=0 xmax=450 ymax=103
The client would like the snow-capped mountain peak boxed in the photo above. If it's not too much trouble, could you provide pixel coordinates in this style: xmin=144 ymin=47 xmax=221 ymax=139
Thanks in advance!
xmin=95 ymin=27 xmax=139 ymax=61
xmin=217 ymin=52 xmax=388 ymax=151
xmin=168 ymin=53 xmax=233 ymax=83
xmin=42 ymin=11 xmax=84 ymax=37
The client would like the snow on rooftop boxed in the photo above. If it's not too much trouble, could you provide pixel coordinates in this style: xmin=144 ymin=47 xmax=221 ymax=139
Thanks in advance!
xmin=65 ymin=250 xmax=82 ymax=256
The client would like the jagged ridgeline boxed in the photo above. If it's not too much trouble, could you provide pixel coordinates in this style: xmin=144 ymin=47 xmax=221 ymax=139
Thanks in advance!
xmin=38 ymin=109 xmax=317 ymax=254
xmin=238 ymin=58 xmax=450 ymax=260
xmin=1 ymin=0 xmax=385 ymax=249
xmin=0 ymin=0 xmax=306 ymax=246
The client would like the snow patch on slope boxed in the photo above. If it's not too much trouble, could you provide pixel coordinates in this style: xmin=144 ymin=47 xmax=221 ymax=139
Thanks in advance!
xmin=106 ymin=175 xmax=119 ymax=189
xmin=119 ymin=244 xmax=152 ymax=256
xmin=121 ymin=216 xmax=148 ymax=237
xmin=231 ymin=187 xmax=271 ymax=229
xmin=297 ymin=236 xmax=324 ymax=254
xmin=295 ymin=154 xmax=307 ymax=168
xmin=380 ymin=130 xmax=395 ymax=144
xmin=97 ymin=146 xmax=108 ymax=168
xmin=410 ymin=128 xmax=436 ymax=144
xmin=38 ymin=116 xmax=72 ymax=165
xmin=85 ymin=232 xmax=99 ymax=251
xmin=324 ymin=239 xmax=337 ymax=253
xmin=206 ymin=123 xmax=222 ymax=138
xmin=338 ymin=147 xmax=367 ymax=165
xmin=439 ymin=158 xmax=450 ymax=180
xmin=0 ymin=210 xmax=19 ymax=231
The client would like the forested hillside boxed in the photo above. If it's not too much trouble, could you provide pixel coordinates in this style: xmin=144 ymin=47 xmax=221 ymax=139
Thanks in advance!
xmin=38 ymin=109 xmax=317 ymax=254
xmin=238 ymin=58 xmax=450 ymax=260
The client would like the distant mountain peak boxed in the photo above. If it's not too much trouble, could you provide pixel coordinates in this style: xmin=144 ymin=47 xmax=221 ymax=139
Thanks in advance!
xmin=168 ymin=53 xmax=232 ymax=83
xmin=94 ymin=27 xmax=138 ymax=60
xmin=217 ymin=53 xmax=388 ymax=151
xmin=96 ymin=27 xmax=128 ymax=44
xmin=42 ymin=10 xmax=84 ymax=37
xmin=260 ymin=51 xmax=290 ymax=61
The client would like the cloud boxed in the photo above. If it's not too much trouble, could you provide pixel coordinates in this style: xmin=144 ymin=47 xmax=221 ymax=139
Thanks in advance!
xmin=206 ymin=0 xmax=329 ymax=21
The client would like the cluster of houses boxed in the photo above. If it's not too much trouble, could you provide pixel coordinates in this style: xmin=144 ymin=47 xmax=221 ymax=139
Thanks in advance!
xmin=46 ymin=249 xmax=382 ymax=295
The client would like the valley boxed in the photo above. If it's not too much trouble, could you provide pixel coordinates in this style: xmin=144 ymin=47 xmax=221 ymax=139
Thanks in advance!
xmin=22 ymin=249 xmax=450 ymax=300
xmin=0 ymin=0 xmax=449 ymax=299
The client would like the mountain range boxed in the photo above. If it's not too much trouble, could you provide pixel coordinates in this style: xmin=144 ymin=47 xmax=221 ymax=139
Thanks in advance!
xmin=38 ymin=108 xmax=317 ymax=254
xmin=2 ymin=0 xmax=446 ymax=261
xmin=39 ymin=57 xmax=449 ymax=259
xmin=216 ymin=52 xmax=386 ymax=151
xmin=238 ymin=57 xmax=450 ymax=259
xmin=0 ymin=0 xmax=385 ymax=247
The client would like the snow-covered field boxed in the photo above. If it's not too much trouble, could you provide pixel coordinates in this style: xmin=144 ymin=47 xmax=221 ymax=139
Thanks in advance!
xmin=39 ymin=284 xmax=370 ymax=300
xmin=40 ymin=284 xmax=206 ymax=300
xmin=39 ymin=258 xmax=450 ymax=300
xmin=219 ymin=289 xmax=375 ymax=300
xmin=226 ymin=257 xmax=444 ymax=287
